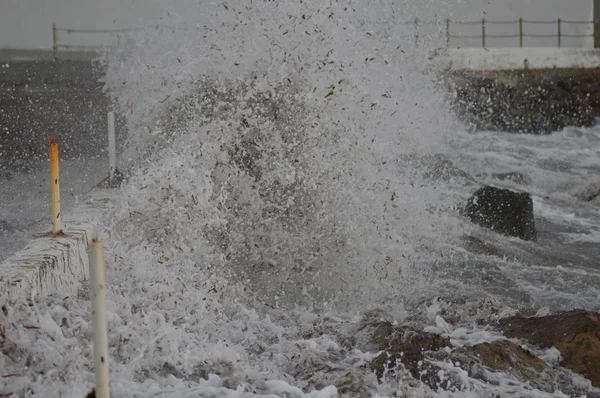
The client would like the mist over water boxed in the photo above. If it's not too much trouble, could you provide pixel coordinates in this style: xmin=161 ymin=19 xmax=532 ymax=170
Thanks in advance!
xmin=103 ymin=0 xmax=469 ymax=315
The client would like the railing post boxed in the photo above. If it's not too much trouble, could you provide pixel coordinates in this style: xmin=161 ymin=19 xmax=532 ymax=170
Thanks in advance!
xmin=557 ymin=18 xmax=561 ymax=47
xmin=446 ymin=18 xmax=451 ymax=47
xmin=519 ymin=18 xmax=523 ymax=47
xmin=482 ymin=18 xmax=486 ymax=48
xmin=414 ymin=17 xmax=419 ymax=47
xmin=52 ymin=23 xmax=58 ymax=59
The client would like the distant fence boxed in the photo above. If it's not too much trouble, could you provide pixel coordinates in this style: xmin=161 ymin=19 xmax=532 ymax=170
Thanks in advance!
xmin=52 ymin=23 xmax=141 ymax=55
xmin=444 ymin=18 xmax=598 ymax=48
xmin=52 ymin=18 xmax=600 ymax=54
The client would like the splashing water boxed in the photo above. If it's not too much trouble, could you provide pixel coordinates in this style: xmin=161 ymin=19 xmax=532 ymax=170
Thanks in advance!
xmin=103 ymin=0 xmax=466 ymax=314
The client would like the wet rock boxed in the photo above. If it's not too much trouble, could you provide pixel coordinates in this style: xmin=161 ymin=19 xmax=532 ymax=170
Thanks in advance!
xmin=452 ymin=340 xmax=552 ymax=392
xmin=353 ymin=320 xmax=395 ymax=353
xmin=368 ymin=322 xmax=450 ymax=379
xmin=463 ymin=185 xmax=537 ymax=242
xmin=499 ymin=309 xmax=600 ymax=387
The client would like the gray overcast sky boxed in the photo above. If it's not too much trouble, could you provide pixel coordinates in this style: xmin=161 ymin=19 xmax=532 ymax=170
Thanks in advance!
xmin=0 ymin=0 xmax=594 ymax=49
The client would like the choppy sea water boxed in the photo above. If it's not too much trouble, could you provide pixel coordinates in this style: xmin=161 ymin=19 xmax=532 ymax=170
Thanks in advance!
xmin=2 ymin=1 xmax=600 ymax=396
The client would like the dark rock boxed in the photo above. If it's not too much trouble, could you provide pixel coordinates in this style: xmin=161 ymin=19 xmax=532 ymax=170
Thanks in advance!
xmin=368 ymin=322 xmax=450 ymax=379
xmin=451 ymin=340 xmax=552 ymax=392
xmin=463 ymin=186 xmax=536 ymax=241
xmin=353 ymin=320 xmax=395 ymax=353
xmin=499 ymin=309 xmax=600 ymax=387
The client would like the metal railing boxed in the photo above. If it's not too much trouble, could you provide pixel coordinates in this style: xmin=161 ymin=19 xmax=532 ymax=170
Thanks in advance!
xmin=52 ymin=18 xmax=600 ymax=54
xmin=52 ymin=23 xmax=142 ymax=55
xmin=444 ymin=18 xmax=599 ymax=48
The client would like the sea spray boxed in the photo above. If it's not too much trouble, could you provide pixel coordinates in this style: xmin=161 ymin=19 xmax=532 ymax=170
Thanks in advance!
xmin=103 ymin=0 xmax=467 ymax=313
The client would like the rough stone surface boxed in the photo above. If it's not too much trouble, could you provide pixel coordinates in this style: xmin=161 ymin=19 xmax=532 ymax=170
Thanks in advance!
xmin=368 ymin=322 xmax=450 ymax=379
xmin=452 ymin=340 xmax=551 ymax=391
xmin=499 ymin=310 xmax=600 ymax=387
xmin=464 ymin=185 xmax=537 ymax=242
xmin=296 ymin=309 xmax=600 ymax=395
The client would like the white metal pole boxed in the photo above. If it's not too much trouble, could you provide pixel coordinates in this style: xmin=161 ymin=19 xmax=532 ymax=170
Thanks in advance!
xmin=89 ymin=240 xmax=110 ymax=398
xmin=107 ymin=109 xmax=116 ymax=179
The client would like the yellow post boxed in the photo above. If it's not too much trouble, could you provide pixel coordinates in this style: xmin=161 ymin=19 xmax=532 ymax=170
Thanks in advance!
xmin=48 ymin=136 xmax=62 ymax=234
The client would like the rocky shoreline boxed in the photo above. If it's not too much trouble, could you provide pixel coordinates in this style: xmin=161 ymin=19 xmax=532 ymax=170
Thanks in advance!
xmin=448 ymin=68 xmax=600 ymax=134
xmin=358 ymin=309 xmax=600 ymax=395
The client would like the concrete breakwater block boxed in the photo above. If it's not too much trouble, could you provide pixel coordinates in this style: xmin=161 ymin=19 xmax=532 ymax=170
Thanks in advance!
xmin=0 ymin=189 xmax=119 ymax=308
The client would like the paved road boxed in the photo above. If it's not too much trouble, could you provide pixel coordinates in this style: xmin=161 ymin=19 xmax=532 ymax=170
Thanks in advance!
xmin=0 ymin=51 xmax=124 ymax=262
xmin=0 ymin=53 xmax=114 ymax=168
